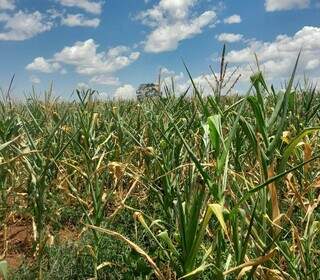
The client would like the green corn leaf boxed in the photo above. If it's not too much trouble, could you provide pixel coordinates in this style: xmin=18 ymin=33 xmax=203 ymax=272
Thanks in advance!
xmin=216 ymin=84 xmax=253 ymax=175
xmin=158 ymin=231 xmax=179 ymax=257
xmin=279 ymin=127 xmax=320 ymax=172
xmin=183 ymin=61 xmax=210 ymax=118
xmin=179 ymin=263 xmax=213 ymax=279
xmin=0 ymin=260 xmax=8 ymax=280
xmin=247 ymin=96 xmax=268 ymax=145
xmin=250 ymin=71 xmax=267 ymax=118
xmin=209 ymin=203 xmax=228 ymax=236
xmin=208 ymin=114 xmax=224 ymax=154
xmin=266 ymin=91 xmax=285 ymax=130
xmin=266 ymin=51 xmax=301 ymax=158
xmin=0 ymin=136 xmax=19 ymax=152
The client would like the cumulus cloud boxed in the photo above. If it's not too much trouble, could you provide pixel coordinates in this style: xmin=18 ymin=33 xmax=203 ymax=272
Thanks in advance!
xmin=77 ymin=82 xmax=89 ymax=89
xmin=216 ymin=33 xmax=243 ymax=43
xmin=170 ymin=65 xmax=245 ymax=96
xmin=52 ymin=40 xmax=140 ymax=75
xmin=58 ymin=0 xmax=103 ymax=14
xmin=0 ymin=4 xmax=102 ymax=41
xmin=137 ymin=0 xmax=217 ymax=53
xmin=265 ymin=0 xmax=310 ymax=11
xmin=114 ymin=84 xmax=136 ymax=100
xmin=306 ymin=58 xmax=320 ymax=70
xmin=27 ymin=39 xmax=140 ymax=86
xmin=168 ymin=26 xmax=320 ymax=95
xmin=90 ymin=75 xmax=120 ymax=85
xmin=161 ymin=67 xmax=185 ymax=81
xmin=159 ymin=67 xmax=185 ymax=92
xmin=30 ymin=75 xmax=41 ymax=84
xmin=225 ymin=26 xmax=320 ymax=77
xmin=223 ymin=14 xmax=241 ymax=24
xmin=144 ymin=12 xmax=216 ymax=53
xmin=0 ymin=11 xmax=53 ymax=41
xmin=160 ymin=67 xmax=176 ymax=76
xmin=26 ymin=57 xmax=61 ymax=73
xmin=61 ymin=13 xmax=100 ymax=27
xmin=0 ymin=0 xmax=15 ymax=10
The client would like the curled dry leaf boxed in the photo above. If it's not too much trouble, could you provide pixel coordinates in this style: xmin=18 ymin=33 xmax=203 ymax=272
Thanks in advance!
xmin=87 ymin=225 xmax=166 ymax=280
xmin=268 ymin=162 xmax=281 ymax=235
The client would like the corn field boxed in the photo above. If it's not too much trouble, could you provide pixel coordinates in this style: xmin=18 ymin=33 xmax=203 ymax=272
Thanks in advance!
xmin=0 ymin=55 xmax=320 ymax=279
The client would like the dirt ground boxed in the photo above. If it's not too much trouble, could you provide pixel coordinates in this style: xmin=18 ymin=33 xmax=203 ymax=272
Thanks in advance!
xmin=0 ymin=222 xmax=33 ymax=271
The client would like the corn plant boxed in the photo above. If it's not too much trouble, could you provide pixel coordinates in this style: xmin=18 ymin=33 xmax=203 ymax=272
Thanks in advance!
xmin=1 ymin=52 xmax=320 ymax=280
xmin=19 ymin=93 xmax=72 ymax=279
xmin=64 ymin=89 xmax=123 ymax=279
xmin=0 ymin=93 xmax=23 ymax=263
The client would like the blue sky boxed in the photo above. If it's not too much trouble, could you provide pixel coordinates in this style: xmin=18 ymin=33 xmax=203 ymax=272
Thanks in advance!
xmin=0 ymin=0 xmax=319 ymax=99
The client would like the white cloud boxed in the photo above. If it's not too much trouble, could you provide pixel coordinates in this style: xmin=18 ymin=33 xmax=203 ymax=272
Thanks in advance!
xmin=0 ymin=0 xmax=15 ymax=10
xmin=107 ymin=45 xmax=130 ymax=57
xmin=0 ymin=13 xmax=9 ymax=21
xmin=224 ymin=14 xmax=241 ymax=24
xmin=306 ymin=59 xmax=320 ymax=70
xmin=265 ymin=0 xmax=310 ymax=11
xmin=156 ymin=67 xmax=239 ymax=96
xmin=0 ymin=7 xmax=99 ymax=41
xmin=171 ymin=26 xmax=320 ymax=95
xmin=160 ymin=67 xmax=184 ymax=81
xmin=27 ymin=39 xmax=140 ymax=87
xmin=26 ymin=57 xmax=61 ymax=73
xmin=90 ymin=75 xmax=120 ymax=85
xmin=158 ymin=0 xmax=196 ymax=19
xmin=225 ymin=26 xmax=320 ymax=81
xmin=0 ymin=11 xmax=53 ymax=41
xmin=161 ymin=67 xmax=176 ymax=76
xmin=176 ymin=74 xmax=214 ymax=94
xmin=172 ymin=65 xmax=245 ymax=96
xmin=53 ymin=39 xmax=140 ymax=75
xmin=145 ymin=11 xmax=216 ymax=53
xmin=58 ymin=0 xmax=103 ymax=14
xmin=114 ymin=84 xmax=136 ymax=100
xmin=61 ymin=14 xmax=100 ymax=27
xmin=159 ymin=67 xmax=185 ymax=92
xmin=30 ymin=76 xmax=41 ymax=84
xmin=77 ymin=82 xmax=89 ymax=89
xmin=137 ymin=0 xmax=217 ymax=53
xmin=216 ymin=33 xmax=243 ymax=43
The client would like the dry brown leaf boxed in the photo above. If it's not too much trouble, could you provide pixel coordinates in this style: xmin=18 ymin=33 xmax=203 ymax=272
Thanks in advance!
xmin=268 ymin=162 xmax=281 ymax=235
xmin=108 ymin=162 xmax=126 ymax=180
xmin=87 ymin=225 xmax=166 ymax=280
xmin=285 ymin=173 xmax=307 ymax=213
xmin=223 ymin=249 xmax=277 ymax=277
xmin=304 ymin=142 xmax=312 ymax=173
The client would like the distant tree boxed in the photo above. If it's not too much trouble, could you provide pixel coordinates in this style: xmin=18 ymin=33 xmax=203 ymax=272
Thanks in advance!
xmin=136 ymin=83 xmax=160 ymax=101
